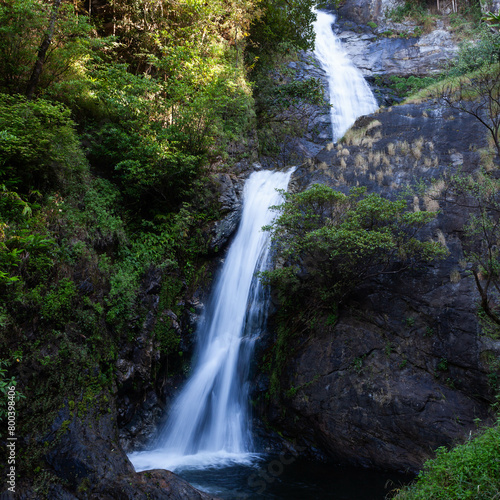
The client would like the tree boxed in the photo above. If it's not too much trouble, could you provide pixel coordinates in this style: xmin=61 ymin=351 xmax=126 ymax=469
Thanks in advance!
xmin=0 ymin=0 xmax=90 ymax=96
xmin=444 ymin=171 xmax=500 ymax=328
xmin=264 ymin=184 xmax=447 ymax=309
xmin=26 ymin=0 xmax=62 ymax=99
xmin=0 ymin=94 xmax=86 ymax=192
xmin=247 ymin=0 xmax=316 ymax=63
xmin=437 ymin=31 xmax=500 ymax=332
xmin=441 ymin=64 xmax=500 ymax=159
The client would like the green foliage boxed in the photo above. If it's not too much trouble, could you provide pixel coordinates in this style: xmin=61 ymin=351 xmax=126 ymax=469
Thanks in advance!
xmin=449 ymin=27 xmax=500 ymax=77
xmin=262 ymin=186 xmax=445 ymax=401
xmin=395 ymin=419 xmax=500 ymax=499
xmin=0 ymin=94 xmax=86 ymax=192
xmin=254 ymin=71 xmax=326 ymax=161
xmin=263 ymin=184 xmax=447 ymax=308
xmin=437 ymin=357 xmax=449 ymax=372
xmin=482 ymin=10 xmax=500 ymax=30
xmin=0 ymin=0 xmax=91 ymax=95
xmin=248 ymin=0 xmax=316 ymax=65
xmin=386 ymin=1 xmax=433 ymax=30
xmin=248 ymin=4 xmax=324 ymax=162
xmin=0 ymin=0 xmax=322 ymax=490
xmin=64 ymin=177 xmax=126 ymax=248
xmin=30 ymin=278 xmax=77 ymax=327
xmin=377 ymin=75 xmax=444 ymax=100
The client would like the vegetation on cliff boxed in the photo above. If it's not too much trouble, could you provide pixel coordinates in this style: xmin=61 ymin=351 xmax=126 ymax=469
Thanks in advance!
xmin=261 ymin=183 xmax=447 ymax=396
xmin=0 ymin=0 xmax=319 ymax=494
xmin=395 ymin=418 xmax=500 ymax=499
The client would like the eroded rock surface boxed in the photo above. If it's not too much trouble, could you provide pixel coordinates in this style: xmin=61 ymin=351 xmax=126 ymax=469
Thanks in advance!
xmin=337 ymin=27 xmax=458 ymax=76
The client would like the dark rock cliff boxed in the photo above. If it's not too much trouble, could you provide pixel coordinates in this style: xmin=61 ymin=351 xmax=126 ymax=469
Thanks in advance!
xmin=257 ymin=101 xmax=500 ymax=471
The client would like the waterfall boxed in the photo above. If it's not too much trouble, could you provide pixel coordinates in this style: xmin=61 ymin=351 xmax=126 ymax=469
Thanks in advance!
xmin=129 ymin=169 xmax=294 ymax=473
xmin=313 ymin=10 xmax=378 ymax=141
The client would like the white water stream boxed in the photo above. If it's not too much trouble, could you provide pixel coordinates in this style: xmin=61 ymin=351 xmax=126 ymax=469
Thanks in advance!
xmin=130 ymin=9 xmax=378 ymax=479
xmin=129 ymin=169 xmax=294 ymax=473
xmin=313 ymin=10 xmax=378 ymax=141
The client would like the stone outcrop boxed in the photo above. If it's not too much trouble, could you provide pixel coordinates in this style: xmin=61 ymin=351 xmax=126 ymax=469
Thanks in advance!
xmin=209 ymin=173 xmax=243 ymax=253
xmin=19 ymin=392 xmax=217 ymax=499
xmin=337 ymin=0 xmax=403 ymax=25
xmin=316 ymin=0 xmax=460 ymax=77
xmin=337 ymin=26 xmax=458 ymax=76
xmin=482 ymin=0 xmax=500 ymax=15
xmin=258 ymin=101 xmax=500 ymax=471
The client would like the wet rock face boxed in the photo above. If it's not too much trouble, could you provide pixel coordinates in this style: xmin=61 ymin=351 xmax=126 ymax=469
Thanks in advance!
xmin=209 ymin=173 xmax=243 ymax=253
xmin=262 ymin=101 xmax=500 ymax=471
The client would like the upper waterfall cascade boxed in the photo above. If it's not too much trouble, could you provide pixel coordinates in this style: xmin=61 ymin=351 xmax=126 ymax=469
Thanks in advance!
xmin=129 ymin=169 xmax=294 ymax=472
xmin=313 ymin=10 xmax=378 ymax=141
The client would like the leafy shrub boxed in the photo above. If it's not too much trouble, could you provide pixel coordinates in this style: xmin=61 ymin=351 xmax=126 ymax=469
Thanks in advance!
xmin=263 ymin=184 xmax=447 ymax=308
xmin=0 ymin=95 xmax=86 ymax=192
xmin=382 ymin=75 xmax=443 ymax=99
xmin=449 ymin=27 xmax=500 ymax=76
xmin=386 ymin=1 xmax=430 ymax=26
xmin=35 ymin=278 xmax=77 ymax=327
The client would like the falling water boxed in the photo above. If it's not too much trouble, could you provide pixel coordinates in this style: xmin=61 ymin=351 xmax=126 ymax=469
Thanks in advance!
xmin=313 ymin=10 xmax=378 ymax=141
xmin=129 ymin=169 xmax=294 ymax=473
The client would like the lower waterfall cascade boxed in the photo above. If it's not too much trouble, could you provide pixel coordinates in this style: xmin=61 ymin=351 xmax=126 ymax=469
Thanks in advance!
xmin=313 ymin=9 xmax=378 ymax=141
xmin=129 ymin=168 xmax=295 ymax=473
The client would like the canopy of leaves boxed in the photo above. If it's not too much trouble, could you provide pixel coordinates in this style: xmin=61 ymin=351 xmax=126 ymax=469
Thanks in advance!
xmin=0 ymin=95 xmax=86 ymax=192
xmin=0 ymin=0 xmax=90 ymax=95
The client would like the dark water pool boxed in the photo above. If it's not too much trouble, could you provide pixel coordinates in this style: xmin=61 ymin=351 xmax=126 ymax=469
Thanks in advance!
xmin=178 ymin=456 xmax=414 ymax=499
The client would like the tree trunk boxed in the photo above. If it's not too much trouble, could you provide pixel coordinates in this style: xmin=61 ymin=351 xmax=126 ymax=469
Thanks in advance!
xmin=26 ymin=0 xmax=62 ymax=100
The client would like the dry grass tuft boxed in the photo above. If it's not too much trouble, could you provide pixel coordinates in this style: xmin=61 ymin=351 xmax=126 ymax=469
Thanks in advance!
xmin=400 ymin=140 xmax=410 ymax=155
xmin=413 ymin=196 xmax=420 ymax=212
xmin=435 ymin=229 xmax=447 ymax=248
xmin=424 ymin=180 xmax=446 ymax=212
xmin=450 ymin=269 xmax=461 ymax=283
xmin=376 ymin=170 xmax=384 ymax=185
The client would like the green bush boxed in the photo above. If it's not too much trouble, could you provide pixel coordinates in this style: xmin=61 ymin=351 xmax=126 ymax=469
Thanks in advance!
xmin=382 ymin=75 xmax=443 ymax=99
xmin=263 ymin=184 xmax=447 ymax=308
xmin=0 ymin=95 xmax=86 ymax=192
xmin=449 ymin=27 xmax=500 ymax=76
xmin=35 ymin=278 xmax=77 ymax=327
xmin=396 ymin=419 xmax=500 ymax=499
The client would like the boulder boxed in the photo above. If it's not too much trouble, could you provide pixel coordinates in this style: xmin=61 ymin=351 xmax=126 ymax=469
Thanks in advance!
xmin=31 ymin=396 xmax=217 ymax=499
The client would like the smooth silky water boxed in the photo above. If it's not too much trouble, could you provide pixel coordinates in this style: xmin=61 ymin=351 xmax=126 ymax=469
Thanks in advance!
xmin=129 ymin=12 xmax=412 ymax=499
xmin=313 ymin=9 xmax=378 ymax=141
xmin=130 ymin=169 xmax=295 ymax=473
